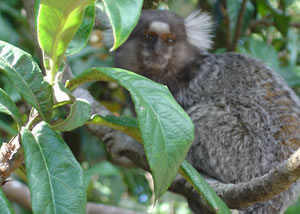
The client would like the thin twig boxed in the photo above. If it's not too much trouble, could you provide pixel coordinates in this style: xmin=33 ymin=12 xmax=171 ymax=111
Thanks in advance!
xmin=220 ymin=4 xmax=232 ymax=50
xmin=231 ymin=0 xmax=248 ymax=51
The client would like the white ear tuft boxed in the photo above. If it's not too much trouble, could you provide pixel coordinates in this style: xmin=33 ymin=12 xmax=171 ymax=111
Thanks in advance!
xmin=184 ymin=11 xmax=214 ymax=51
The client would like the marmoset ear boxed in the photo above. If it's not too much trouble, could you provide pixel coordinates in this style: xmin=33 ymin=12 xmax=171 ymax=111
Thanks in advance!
xmin=184 ymin=11 xmax=214 ymax=51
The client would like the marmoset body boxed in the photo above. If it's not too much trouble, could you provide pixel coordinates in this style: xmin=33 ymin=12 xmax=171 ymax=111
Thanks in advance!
xmin=115 ymin=10 xmax=300 ymax=213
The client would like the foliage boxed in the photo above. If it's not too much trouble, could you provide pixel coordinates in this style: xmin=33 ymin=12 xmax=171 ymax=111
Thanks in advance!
xmin=0 ymin=0 xmax=299 ymax=213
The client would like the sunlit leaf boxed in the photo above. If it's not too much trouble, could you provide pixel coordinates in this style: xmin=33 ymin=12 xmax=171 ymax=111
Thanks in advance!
xmin=101 ymin=0 xmax=143 ymax=50
xmin=38 ymin=0 xmax=95 ymax=82
xmin=66 ymin=5 xmax=96 ymax=56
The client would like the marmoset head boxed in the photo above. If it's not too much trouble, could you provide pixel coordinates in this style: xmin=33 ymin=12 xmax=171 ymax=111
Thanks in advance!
xmin=113 ymin=10 xmax=213 ymax=81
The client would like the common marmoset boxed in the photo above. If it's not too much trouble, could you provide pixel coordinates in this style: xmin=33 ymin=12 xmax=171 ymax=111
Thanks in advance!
xmin=114 ymin=10 xmax=300 ymax=213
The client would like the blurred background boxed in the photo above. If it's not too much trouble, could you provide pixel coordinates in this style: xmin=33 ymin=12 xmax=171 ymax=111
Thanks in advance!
xmin=0 ymin=0 xmax=299 ymax=213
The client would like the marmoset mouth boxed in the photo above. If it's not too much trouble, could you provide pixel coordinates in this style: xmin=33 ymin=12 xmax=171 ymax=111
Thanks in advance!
xmin=143 ymin=56 xmax=168 ymax=69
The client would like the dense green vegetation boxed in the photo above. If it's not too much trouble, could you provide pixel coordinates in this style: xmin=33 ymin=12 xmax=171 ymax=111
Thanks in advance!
xmin=0 ymin=0 xmax=299 ymax=213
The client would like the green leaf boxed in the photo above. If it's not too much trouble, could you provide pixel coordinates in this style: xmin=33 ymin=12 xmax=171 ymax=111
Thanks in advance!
xmin=21 ymin=123 xmax=86 ymax=214
xmin=180 ymin=160 xmax=231 ymax=214
xmin=0 ymin=40 xmax=52 ymax=121
xmin=66 ymin=5 xmax=95 ymax=56
xmin=0 ymin=88 xmax=22 ymax=128
xmin=240 ymin=37 xmax=279 ymax=70
xmin=38 ymin=0 xmax=95 ymax=82
xmin=287 ymin=29 xmax=299 ymax=66
xmin=0 ymin=189 xmax=14 ymax=214
xmin=0 ymin=119 xmax=18 ymax=136
xmin=102 ymin=0 xmax=143 ymax=50
xmin=0 ymin=13 xmax=19 ymax=45
xmin=242 ymin=2 xmax=255 ymax=35
xmin=226 ymin=0 xmax=240 ymax=38
xmin=89 ymin=114 xmax=142 ymax=142
xmin=226 ymin=0 xmax=254 ymax=39
xmin=35 ymin=0 xmax=41 ymax=27
xmin=169 ymin=0 xmax=198 ymax=17
xmin=277 ymin=66 xmax=300 ymax=88
xmin=258 ymin=0 xmax=291 ymax=36
xmin=273 ymin=13 xmax=290 ymax=37
xmin=84 ymin=161 xmax=120 ymax=189
xmin=52 ymin=98 xmax=91 ymax=132
xmin=67 ymin=67 xmax=194 ymax=198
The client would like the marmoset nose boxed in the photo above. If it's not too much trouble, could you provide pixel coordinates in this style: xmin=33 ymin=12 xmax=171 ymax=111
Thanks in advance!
xmin=154 ymin=39 xmax=164 ymax=55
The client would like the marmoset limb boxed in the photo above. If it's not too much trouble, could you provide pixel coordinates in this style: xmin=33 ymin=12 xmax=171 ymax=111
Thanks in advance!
xmin=113 ymin=10 xmax=300 ymax=214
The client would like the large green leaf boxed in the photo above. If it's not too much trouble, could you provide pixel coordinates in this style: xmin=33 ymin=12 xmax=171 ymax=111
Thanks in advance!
xmin=21 ymin=123 xmax=86 ymax=214
xmin=52 ymin=98 xmax=91 ymax=132
xmin=67 ymin=67 xmax=194 ymax=198
xmin=180 ymin=161 xmax=231 ymax=214
xmin=101 ymin=0 xmax=143 ymax=50
xmin=0 ymin=189 xmax=14 ymax=214
xmin=66 ymin=5 xmax=96 ymax=56
xmin=0 ymin=41 xmax=52 ymax=121
xmin=38 ymin=0 xmax=94 ymax=82
xmin=0 ymin=88 xmax=22 ymax=128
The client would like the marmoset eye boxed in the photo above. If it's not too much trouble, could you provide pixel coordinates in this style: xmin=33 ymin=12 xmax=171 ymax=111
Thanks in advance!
xmin=162 ymin=33 xmax=176 ymax=46
xmin=143 ymin=31 xmax=156 ymax=42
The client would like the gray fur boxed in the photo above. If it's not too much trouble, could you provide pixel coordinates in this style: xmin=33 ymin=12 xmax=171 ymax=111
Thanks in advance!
xmin=115 ymin=9 xmax=300 ymax=214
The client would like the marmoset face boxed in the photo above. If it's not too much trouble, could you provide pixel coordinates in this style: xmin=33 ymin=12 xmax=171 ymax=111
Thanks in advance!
xmin=115 ymin=10 xmax=213 ymax=78
xmin=132 ymin=10 xmax=189 ymax=72
xmin=139 ymin=21 xmax=180 ymax=70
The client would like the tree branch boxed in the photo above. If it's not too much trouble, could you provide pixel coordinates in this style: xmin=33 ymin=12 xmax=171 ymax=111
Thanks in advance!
xmin=0 ymin=136 xmax=24 ymax=185
xmin=207 ymin=148 xmax=300 ymax=209
xmin=250 ymin=18 xmax=300 ymax=29
xmin=1 ymin=180 xmax=146 ymax=214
